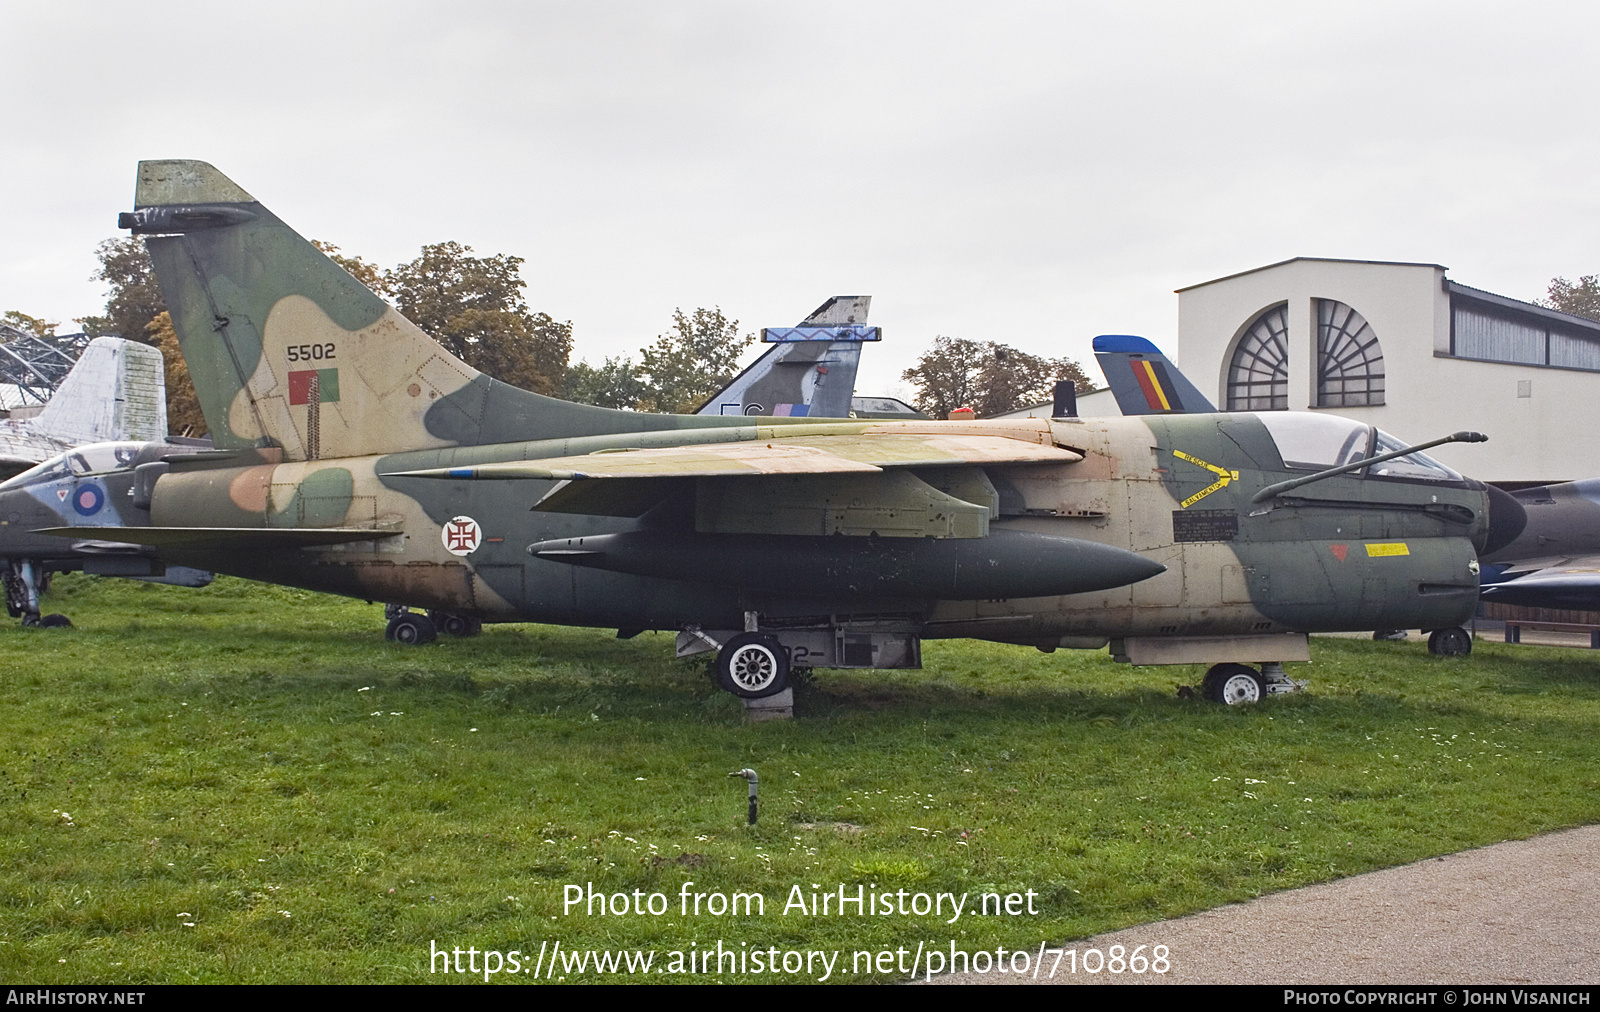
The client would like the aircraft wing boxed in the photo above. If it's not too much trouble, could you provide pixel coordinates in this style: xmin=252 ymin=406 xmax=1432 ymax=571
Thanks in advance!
xmin=1479 ymin=553 xmax=1600 ymax=609
xmin=386 ymin=431 xmax=1081 ymax=481
xmin=34 ymin=526 xmax=401 ymax=549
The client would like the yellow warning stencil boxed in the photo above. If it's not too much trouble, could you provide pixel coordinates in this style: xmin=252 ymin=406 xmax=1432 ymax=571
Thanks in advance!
xmin=1365 ymin=542 xmax=1410 ymax=557
xmin=1173 ymin=450 xmax=1240 ymax=508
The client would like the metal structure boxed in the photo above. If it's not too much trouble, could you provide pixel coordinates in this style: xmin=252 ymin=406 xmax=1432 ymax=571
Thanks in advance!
xmin=0 ymin=325 xmax=94 ymax=408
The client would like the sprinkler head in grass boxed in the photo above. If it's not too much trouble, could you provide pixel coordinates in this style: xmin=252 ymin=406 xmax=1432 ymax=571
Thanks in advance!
xmin=729 ymin=768 xmax=758 ymax=825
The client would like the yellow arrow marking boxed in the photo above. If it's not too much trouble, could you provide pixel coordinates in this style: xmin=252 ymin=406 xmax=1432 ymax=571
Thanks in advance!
xmin=1172 ymin=450 xmax=1241 ymax=508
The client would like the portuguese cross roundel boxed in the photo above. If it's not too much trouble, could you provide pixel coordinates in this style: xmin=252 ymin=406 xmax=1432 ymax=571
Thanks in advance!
xmin=441 ymin=516 xmax=482 ymax=556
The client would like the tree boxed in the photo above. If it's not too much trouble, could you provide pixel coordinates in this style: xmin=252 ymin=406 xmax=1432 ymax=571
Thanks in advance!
xmin=88 ymin=238 xmax=166 ymax=342
xmin=442 ymin=308 xmax=572 ymax=396
xmin=1 ymin=311 xmax=57 ymax=337
xmin=146 ymin=311 xmax=207 ymax=436
xmin=637 ymin=307 xmax=754 ymax=413
xmin=312 ymin=240 xmax=389 ymax=295
xmin=1541 ymin=275 xmax=1600 ymax=322
xmin=902 ymin=336 xmax=1092 ymax=419
xmin=563 ymin=355 xmax=649 ymax=410
xmin=385 ymin=242 xmax=570 ymax=394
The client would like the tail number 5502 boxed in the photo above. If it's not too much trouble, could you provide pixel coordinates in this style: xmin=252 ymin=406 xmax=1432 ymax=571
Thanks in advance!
xmin=287 ymin=343 xmax=337 ymax=362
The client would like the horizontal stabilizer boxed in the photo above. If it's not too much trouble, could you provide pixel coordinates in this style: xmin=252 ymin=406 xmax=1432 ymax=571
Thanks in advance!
xmin=35 ymin=526 xmax=400 ymax=549
xmin=386 ymin=431 xmax=1081 ymax=481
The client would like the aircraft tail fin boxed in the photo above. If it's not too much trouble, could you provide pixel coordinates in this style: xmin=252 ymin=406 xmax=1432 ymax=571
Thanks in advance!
xmin=695 ymin=296 xmax=875 ymax=418
xmin=31 ymin=337 xmax=168 ymax=444
xmin=126 ymin=160 xmax=691 ymax=461
xmin=1092 ymin=335 xmax=1216 ymax=415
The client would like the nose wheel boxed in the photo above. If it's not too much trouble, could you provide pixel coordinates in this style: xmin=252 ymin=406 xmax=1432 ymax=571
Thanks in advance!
xmin=1427 ymin=627 xmax=1472 ymax=656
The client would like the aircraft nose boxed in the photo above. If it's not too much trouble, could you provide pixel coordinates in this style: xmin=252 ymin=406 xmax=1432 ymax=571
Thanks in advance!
xmin=1479 ymin=483 xmax=1528 ymax=557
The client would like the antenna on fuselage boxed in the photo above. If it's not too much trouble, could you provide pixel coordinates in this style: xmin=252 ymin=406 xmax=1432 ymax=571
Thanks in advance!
xmin=1250 ymin=431 xmax=1489 ymax=504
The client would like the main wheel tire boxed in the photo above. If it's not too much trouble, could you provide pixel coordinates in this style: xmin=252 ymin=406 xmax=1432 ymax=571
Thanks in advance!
xmin=1202 ymin=663 xmax=1265 ymax=705
xmin=38 ymin=614 xmax=71 ymax=628
xmin=429 ymin=610 xmax=482 ymax=637
xmin=715 ymin=633 xmax=790 ymax=699
xmin=386 ymin=613 xmax=438 ymax=645
xmin=1428 ymin=626 xmax=1472 ymax=656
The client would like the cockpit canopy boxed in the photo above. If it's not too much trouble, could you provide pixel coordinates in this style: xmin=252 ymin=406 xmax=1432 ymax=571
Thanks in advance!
xmin=0 ymin=441 xmax=153 ymax=491
xmin=1254 ymin=413 xmax=1464 ymax=483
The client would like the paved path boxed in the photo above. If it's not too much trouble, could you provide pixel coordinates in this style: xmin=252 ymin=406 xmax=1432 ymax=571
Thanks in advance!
xmin=935 ymin=824 xmax=1600 ymax=984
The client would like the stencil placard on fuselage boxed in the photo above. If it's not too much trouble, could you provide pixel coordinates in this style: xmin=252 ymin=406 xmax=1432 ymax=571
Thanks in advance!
xmin=1172 ymin=509 xmax=1238 ymax=543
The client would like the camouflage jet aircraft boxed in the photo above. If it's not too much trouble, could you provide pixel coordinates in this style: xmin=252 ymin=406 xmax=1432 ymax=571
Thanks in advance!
xmin=0 ymin=302 xmax=862 ymax=631
xmin=73 ymin=159 xmax=1517 ymax=706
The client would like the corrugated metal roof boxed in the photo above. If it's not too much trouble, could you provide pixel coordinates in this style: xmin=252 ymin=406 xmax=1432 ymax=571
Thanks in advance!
xmin=1446 ymin=282 xmax=1600 ymax=334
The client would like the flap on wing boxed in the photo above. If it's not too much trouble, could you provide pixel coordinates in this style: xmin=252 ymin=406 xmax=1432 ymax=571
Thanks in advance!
xmin=35 ymin=526 xmax=401 ymax=549
xmin=534 ymin=478 xmax=693 ymax=517
xmin=387 ymin=432 xmax=1080 ymax=481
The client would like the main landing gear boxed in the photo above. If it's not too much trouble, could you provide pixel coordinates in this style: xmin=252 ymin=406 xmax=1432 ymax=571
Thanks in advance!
xmin=3 ymin=561 xmax=69 ymax=629
xmin=714 ymin=632 xmax=791 ymax=699
xmin=383 ymin=604 xmax=482 ymax=645
xmin=1199 ymin=661 xmax=1304 ymax=705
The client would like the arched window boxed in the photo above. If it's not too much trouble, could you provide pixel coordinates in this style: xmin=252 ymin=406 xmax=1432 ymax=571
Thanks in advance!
xmin=1316 ymin=299 xmax=1384 ymax=407
xmin=1227 ymin=304 xmax=1289 ymax=410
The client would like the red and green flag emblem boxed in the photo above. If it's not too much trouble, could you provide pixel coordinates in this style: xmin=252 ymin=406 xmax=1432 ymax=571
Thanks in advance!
xmin=288 ymin=369 xmax=340 ymax=405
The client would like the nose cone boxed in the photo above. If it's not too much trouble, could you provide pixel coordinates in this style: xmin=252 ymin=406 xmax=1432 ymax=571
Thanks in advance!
xmin=1479 ymin=483 xmax=1528 ymax=558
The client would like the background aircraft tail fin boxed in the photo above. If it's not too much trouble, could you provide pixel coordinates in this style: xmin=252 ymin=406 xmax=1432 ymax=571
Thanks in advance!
xmin=128 ymin=160 xmax=682 ymax=460
xmin=695 ymin=295 xmax=875 ymax=418
xmin=1092 ymin=334 xmax=1217 ymax=415
xmin=32 ymin=337 xmax=168 ymax=444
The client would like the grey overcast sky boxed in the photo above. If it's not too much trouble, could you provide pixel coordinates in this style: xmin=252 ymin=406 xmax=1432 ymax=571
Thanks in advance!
xmin=2 ymin=1 xmax=1597 ymax=398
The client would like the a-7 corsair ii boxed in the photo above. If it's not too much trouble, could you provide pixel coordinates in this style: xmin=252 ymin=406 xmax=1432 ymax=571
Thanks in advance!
xmin=79 ymin=160 xmax=1514 ymax=705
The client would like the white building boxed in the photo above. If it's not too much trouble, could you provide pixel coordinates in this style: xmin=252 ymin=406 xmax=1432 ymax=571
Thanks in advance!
xmin=1175 ymin=258 xmax=1600 ymax=485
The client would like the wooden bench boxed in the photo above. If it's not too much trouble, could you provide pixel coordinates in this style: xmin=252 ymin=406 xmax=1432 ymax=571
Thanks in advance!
xmin=1503 ymin=621 xmax=1600 ymax=648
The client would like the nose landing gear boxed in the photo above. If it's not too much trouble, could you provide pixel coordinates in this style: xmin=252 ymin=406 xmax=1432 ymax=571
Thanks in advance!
xmin=4 ymin=561 xmax=69 ymax=628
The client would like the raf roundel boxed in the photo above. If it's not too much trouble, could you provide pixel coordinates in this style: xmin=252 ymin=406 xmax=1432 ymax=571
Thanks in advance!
xmin=440 ymin=516 xmax=482 ymax=556
xmin=73 ymin=483 xmax=106 ymax=517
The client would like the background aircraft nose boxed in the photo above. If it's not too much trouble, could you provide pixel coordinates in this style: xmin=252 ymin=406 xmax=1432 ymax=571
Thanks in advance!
xmin=1479 ymin=483 xmax=1528 ymax=557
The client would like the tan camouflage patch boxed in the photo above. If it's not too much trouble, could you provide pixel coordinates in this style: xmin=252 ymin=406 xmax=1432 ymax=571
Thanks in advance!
xmin=229 ymin=296 xmax=475 ymax=461
xmin=227 ymin=464 xmax=274 ymax=513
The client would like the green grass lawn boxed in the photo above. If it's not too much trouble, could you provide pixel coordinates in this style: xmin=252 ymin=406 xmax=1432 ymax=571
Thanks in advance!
xmin=1 ymin=574 xmax=1597 ymax=983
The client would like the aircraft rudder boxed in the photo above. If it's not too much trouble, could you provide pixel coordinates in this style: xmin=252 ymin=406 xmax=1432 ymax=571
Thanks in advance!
xmin=131 ymin=160 xmax=492 ymax=459
xmin=1092 ymin=334 xmax=1217 ymax=415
